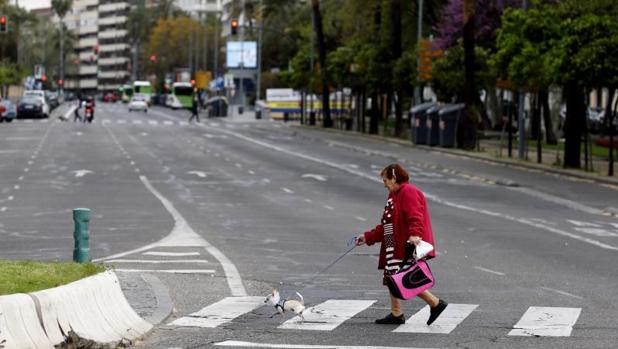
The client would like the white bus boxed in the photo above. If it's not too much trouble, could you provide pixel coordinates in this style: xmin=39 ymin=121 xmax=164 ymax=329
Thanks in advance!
xmin=166 ymin=82 xmax=193 ymax=109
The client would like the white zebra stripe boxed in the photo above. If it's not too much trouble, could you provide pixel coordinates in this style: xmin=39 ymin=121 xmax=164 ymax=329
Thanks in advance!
xmin=279 ymin=300 xmax=376 ymax=331
xmin=508 ymin=307 xmax=581 ymax=337
xmin=170 ymin=296 xmax=264 ymax=328
xmin=394 ymin=304 xmax=478 ymax=334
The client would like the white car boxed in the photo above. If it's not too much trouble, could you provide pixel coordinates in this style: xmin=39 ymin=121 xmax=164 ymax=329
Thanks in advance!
xmin=128 ymin=94 xmax=148 ymax=112
xmin=22 ymin=90 xmax=50 ymax=117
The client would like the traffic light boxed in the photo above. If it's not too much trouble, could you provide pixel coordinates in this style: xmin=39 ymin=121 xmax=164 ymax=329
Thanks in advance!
xmin=0 ymin=15 xmax=7 ymax=33
xmin=231 ymin=19 xmax=238 ymax=35
xmin=149 ymin=55 xmax=157 ymax=62
xmin=190 ymin=79 xmax=196 ymax=86
xmin=41 ymin=75 xmax=47 ymax=82
xmin=57 ymin=79 xmax=64 ymax=86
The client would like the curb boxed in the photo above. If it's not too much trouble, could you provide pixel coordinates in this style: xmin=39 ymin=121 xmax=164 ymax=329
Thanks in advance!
xmin=140 ymin=273 xmax=173 ymax=325
xmin=0 ymin=270 xmax=152 ymax=348
xmin=294 ymin=124 xmax=618 ymax=187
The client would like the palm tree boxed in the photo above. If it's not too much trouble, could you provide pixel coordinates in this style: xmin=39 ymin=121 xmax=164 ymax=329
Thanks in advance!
xmin=51 ymin=0 xmax=72 ymax=94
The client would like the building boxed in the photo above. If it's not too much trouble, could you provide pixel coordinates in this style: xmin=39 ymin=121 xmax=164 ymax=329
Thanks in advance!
xmin=53 ymin=0 xmax=130 ymax=93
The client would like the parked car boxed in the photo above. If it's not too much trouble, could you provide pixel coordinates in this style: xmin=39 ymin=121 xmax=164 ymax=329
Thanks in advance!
xmin=45 ymin=91 xmax=59 ymax=110
xmin=0 ymin=99 xmax=16 ymax=122
xmin=22 ymin=90 xmax=50 ymax=117
xmin=205 ymin=96 xmax=229 ymax=117
xmin=559 ymin=106 xmax=605 ymax=134
xmin=103 ymin=92 xmax=118 ymax=103
xmin=128 ymin=94 xmax=148 ymax=112
xmin=17 ymin=96 xmax=48 ymax=118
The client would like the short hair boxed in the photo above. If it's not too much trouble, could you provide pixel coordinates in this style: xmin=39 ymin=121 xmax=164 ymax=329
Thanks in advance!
xmin=380 ymin=163 xmax=409 ymax=184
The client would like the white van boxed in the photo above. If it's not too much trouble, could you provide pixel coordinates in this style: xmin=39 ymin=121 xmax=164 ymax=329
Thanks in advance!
xmin=23 ymin=90 xmax=50 ymax=117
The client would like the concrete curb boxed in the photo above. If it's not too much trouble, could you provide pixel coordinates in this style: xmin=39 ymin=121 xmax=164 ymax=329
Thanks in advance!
xmin=140 ymin=273 xmax=173 ymax=325
xmin=294 ymin=124 xmax=618 ymax=187
xmin=0 ymin=270 xmax=152 ymax=348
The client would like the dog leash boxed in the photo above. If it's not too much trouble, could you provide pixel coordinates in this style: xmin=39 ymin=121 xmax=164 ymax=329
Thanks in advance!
xmin=301 ymin=237 xmax=358 ymax=289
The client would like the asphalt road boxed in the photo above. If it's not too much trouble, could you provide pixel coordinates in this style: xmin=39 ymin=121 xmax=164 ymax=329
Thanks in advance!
xmin=1 ymin=103 xmax=617 ymax=349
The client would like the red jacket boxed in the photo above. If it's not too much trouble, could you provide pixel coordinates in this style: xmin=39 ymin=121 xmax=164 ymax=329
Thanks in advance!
xmin=363 ymin=182 xmax=436 ymax=270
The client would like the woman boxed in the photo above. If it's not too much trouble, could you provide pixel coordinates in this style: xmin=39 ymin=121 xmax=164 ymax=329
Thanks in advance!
xmin=356 ymin=163 xmax=447 ymax=325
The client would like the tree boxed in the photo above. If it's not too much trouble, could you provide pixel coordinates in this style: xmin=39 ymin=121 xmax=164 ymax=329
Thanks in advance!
xmin=51 ymin=0 xmax=72 ymax=93
xmin=311 ymin=0 xmax=332 ymax=128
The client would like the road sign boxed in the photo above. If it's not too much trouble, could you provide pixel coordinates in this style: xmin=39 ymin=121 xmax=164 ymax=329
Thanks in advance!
xmin=224 ymin=73 xmax=235 ymax=88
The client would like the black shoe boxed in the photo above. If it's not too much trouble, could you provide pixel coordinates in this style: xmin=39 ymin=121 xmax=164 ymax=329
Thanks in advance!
xmin=427 ymin=300 xmax=448 ymax=326
xmin=375 ymin=313 xmax=405 ymax=324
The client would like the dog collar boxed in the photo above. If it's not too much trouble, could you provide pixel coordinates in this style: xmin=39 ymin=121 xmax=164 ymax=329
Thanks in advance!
xmin=276 ymin=300 xmax=286 ymax=312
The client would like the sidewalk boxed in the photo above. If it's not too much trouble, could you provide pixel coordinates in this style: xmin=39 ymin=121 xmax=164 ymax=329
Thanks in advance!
xmin=116 ymin=271 xmax=172 ymax=326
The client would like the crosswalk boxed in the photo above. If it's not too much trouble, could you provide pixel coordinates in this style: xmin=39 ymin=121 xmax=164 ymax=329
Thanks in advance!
xmin=9 ymin=118 xmax=242 ymax=128
xmin=169 ymin=296 xmax=582 ymax=337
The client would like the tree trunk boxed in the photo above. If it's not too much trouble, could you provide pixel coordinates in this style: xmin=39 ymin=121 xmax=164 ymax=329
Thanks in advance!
xmin=608 ymin=90 xmax=616 ymax=176
xmin=370 ymin=94 xmax=379 ymax=134
xmin=540 ymin=89 xmax=557 ymax=145
xmin=563 ymin=82 xmax=586 ymax=168
xmin=391 ymin=0 xmax=403 ymax=137
xmin=530 ymin=93 xmax=540 ymax=140
xmin=311 ymin=0 xmax=332 ymax=128
xmin=460 ymin=0 xmax=477 ymax=149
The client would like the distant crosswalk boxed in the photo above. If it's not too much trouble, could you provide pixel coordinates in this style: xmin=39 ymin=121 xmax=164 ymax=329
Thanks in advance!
xmin=168 ymin=296 xmax=582 ymax=337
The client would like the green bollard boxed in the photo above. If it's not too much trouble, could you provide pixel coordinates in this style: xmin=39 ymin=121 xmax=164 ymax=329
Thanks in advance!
xmin=73 ymin=208 xmax=91 ymax=263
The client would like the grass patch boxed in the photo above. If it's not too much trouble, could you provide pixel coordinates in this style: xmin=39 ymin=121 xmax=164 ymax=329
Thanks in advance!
xmin=0 ymin=260 xmax=106 ymax=295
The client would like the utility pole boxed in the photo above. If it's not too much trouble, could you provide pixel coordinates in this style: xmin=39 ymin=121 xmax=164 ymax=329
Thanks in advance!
xmin=518 ymin=0 xmax=528 ymax=159
xmin=203 ymin=14 xmax=208 ymax=72
xmin=256 ymin=0 xmax=264 ymax=102
xmin=214 ymin=12 xmax=219 ymax=81
xmin=238 ymin=0 xmax=245 ymax=111
xmin=309 ymin=7 xmax=315 ymax=125
xmin=414 ymin=0 xmax=423 ymax=106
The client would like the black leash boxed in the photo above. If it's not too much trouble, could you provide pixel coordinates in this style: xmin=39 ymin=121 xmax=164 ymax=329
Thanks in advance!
xmin=301 ymin=238 xmax=358 ymax=290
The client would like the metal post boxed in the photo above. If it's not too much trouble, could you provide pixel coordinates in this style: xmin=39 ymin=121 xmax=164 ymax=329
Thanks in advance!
xmin=413 ymin=0 xmax=424 ymax=106
xmin=73 ymin=208 xmax=91 ymax=263
xmin=59 ymin=21 xmax=64 ymax=96
xmin=239 ymin=0 xmax=246 ymax=112
xmin=204 ymin=14 xmax=208 ymax=71
xmin=256 ymin=0 xmax=264 ymax=103
xmin=214 ymin=12 xmax=219 ymax=81
xmin=309 ymin=8 xmax=315 ymax=125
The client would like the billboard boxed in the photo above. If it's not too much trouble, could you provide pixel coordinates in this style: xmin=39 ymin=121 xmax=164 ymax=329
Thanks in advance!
xmin=226 ymin=41 xmax=257 ymax=69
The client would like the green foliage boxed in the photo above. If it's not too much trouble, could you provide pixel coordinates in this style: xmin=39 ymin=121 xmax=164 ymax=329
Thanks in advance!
xmin=430 ymin=43 xmax=492 ymax=102
xmin=0 ymin=260 xmax=105 ymax=295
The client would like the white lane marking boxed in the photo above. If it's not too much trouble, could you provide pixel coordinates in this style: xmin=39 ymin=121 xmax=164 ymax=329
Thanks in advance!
xmin=115 ymin=269 xmax=214 ymax=274
xmin=132 ymin=120 xmax=143 ymax=125
xmin=304 ymin=198 xmax=313 ymax=203
xmin=355 ymin=216 xmax=367 ymax=222
xmin=148 ymin=120 xmax=158 ymax=125
xmin=118 ymin=120 xmax=126 ymax=124
xmin=567 ymin=220 xmax=602 ymax=227
xmin=513 ymin=188 xmax=605 ymax=216
xmin=187 ymin=170 xmax=208 ymax=178
xmin=573 ymin=227 xmax=618 ymax=237
xmin=143 ymin=251 xmax=200 ymax=257
xmin=13 ymin=185 xmax=19 ymax=190
xmin=25 ymin=119 xmax=33 ymax=123
xmin=323 ymin=205 xmax=335 ymax=211
xmin=179 ymin=121 xmax=189 ymax=126
xmin=215 ymin=341 xmax=435 ymax=349
xmin=279 ymin=300 xmax=376 ymax=331
xmin=0 ymin=150 xmax=22 ymax=154
xmin=163 ymin=121 xmax=173 ymax=125
xmin=27 ymin=160 xmax=33 ymax=165
xmin=18 ymin=176 xmax=23 ymax=181
xmin=159 ymin=110 xmax=618 ymax=251
xmin=72 ymin=169 xmax=94 ymax=178
xmin=540 ymin=287 xmax=584 ymax=300
xmin=93 ymin=176 xmax=247 ymax=297
xmin=301 ymin=174 xmax=327 ymax=182
xmin=107 ymin=259 xmax=209 ymax=264
xmin=394 ymin=304 xmax=478 ymax=334
xmin=7 ymin=196 xmax=13 ymax=201
xmin=1 ymin=207 xmax=6 ymax=212
xmin=248 ymin=170 xmax=256 ymax=175
xmin=170 ymin=297 xmax=264 ymax=328
xmin=24 ymin=168 xmax=29 ymax=172
xmin=281 ymin=187 xmax=294 ymax=194
xmin=474 ymin=266 xmax=505 ymax=276
xmin=509 ymin=307 xmax=581 ymax=337
xmin=235 ymin=163 xmax=242 ymax=168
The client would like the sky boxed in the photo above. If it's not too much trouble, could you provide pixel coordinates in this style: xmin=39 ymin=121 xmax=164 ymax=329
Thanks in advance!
xmin=17 ymin=0 xmax=51 ymax=11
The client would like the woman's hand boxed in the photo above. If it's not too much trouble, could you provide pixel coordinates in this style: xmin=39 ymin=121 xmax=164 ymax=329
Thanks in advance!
xmin=355 ymin=234 xmax=366 ymax=246
xmin=407 ymin=236 xmax=422 ymax=246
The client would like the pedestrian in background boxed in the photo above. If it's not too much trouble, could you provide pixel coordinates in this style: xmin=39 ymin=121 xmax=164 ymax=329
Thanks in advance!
xmin=189 ymin=88 xmax=200 ymax=123
xmin=356 ymin=163 xmax=448 ymax=325
xmin=73 ymin=100 xmax=82 ymax=122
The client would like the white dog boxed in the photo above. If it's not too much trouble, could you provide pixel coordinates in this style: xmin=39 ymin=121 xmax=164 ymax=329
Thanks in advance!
xmin=264 ymin=289 xmax=305 ymax=322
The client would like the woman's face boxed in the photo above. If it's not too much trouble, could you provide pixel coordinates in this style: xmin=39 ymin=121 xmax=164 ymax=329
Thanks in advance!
xmin=382 ymin=176 xmax=399 ymax=193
